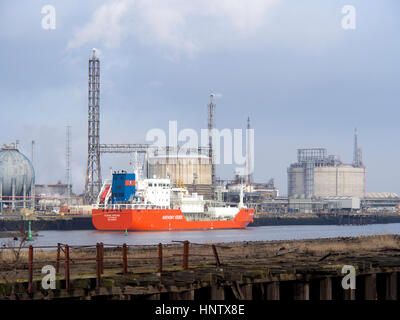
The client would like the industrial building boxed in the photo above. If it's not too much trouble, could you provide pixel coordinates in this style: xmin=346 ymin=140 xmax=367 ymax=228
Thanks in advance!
xmin=288 ymin=130 xmax=366 ymax=199
xmin=223 ymin=176 xmax=279 ymax=203
xmin=35 ymin=182 xmax=71 ymax=197
xmin=362 ymin=193 xmax=400 ymax=212
xmin=280 ymin=131 xmax=369 ymax=213
xmin=288 ymin=144 xmax=365 ymax=200
xmin=287 ymin=151 xmax=365 ymax=198
xmin=34 ymin=182 xmax=83 ymax=212
xmin=257 ymin=130 xmax=400 ymax=214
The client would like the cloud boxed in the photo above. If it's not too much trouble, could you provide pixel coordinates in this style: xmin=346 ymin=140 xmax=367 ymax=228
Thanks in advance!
xmin=67 ymin=0 xmax=280 ymax=58
xmin=204 ymin=0 xmax=279 ymax=33
xmin=67 ymin=0 xmax=134 ymax=49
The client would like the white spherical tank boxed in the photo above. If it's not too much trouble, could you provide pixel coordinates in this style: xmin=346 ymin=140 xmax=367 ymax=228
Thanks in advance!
xmin=0 ymin=147 xmax=35 ymax=197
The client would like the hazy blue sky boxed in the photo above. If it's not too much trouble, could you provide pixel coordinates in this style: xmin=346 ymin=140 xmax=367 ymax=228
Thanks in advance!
xmin=0 ymin=0 xmax=399 ymax=195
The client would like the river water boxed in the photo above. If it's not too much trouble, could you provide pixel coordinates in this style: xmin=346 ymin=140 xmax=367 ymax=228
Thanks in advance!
xmin=2 ymin=223 xmax=400 ymax=247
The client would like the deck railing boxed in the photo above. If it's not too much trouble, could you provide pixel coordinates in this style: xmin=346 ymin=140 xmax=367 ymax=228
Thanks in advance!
xmin=93 ymin=203 xmax=170 ymax=210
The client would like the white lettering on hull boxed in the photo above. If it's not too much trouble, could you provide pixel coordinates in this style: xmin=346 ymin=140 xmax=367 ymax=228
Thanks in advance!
xmin=105 ymin=214 xmax=120 ymax=222
xmin=162 ymin=215 xmax=183 ymax=220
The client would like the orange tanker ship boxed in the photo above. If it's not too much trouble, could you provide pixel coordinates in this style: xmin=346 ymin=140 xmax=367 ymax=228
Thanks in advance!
xmin=92 ymin=171 xmax=254 ymax=231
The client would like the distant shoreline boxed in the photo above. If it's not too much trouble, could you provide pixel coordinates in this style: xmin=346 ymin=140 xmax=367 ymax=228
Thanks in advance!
xmin=250 ymin=214 xmax=400 ymax=226
xmin=0 ymin=214 xmax=400 ymax=232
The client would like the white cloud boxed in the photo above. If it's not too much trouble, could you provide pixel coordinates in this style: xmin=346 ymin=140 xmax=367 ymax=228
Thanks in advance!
xmin=67 ymin=0 xmax=134 ymax=49
xmin=204 ymin=0 xmax=279 ymax=33
xmin=67 ymin=0 xmax=280 ymax=58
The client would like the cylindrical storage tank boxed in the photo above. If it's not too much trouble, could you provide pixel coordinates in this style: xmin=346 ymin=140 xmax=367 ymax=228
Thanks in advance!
xmin=147 ymin=154 xmax=212 ymax=185
xmin=287 ymin=166 xmax=305 ymax=197
xmin=147 ymin=154 xmax=213 ymax=199
xmin=0 ymin=147 xmax=35 ymax=197
xmin=313 ymin=166 xmax=365 ymax=198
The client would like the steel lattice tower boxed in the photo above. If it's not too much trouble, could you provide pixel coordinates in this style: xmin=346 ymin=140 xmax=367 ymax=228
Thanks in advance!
xmin=66 ymin=126 xmax=72 ymax=203
xmin=246 ymin=116 xmax=253 ymax=185
xmin=208 ymin=94 xmax=216 ymax=189
xmin=84 ymin=49 xmax=102 ymax=204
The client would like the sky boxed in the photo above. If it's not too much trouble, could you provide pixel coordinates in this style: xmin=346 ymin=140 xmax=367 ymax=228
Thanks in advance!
xmin=0 ymin=0 xmax=399 ymax=195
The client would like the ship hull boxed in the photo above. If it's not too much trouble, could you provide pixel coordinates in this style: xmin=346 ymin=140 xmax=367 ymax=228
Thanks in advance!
xmin=92 ymin=208 xmax=254 ymax=231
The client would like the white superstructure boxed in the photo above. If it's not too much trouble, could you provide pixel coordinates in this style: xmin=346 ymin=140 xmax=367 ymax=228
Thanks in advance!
xmin=95 ymin=174 xmax=246 ymax=217
xmin=136 ymin=178 xmax=171 ymax=207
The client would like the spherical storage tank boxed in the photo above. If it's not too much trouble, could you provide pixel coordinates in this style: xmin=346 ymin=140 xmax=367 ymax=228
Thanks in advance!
xmin=0 ymin=147 xmax=35 ymax=197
